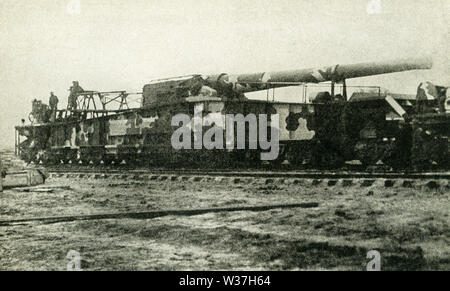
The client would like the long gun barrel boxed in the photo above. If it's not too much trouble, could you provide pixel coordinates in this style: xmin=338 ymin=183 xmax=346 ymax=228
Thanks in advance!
xmin=205 ymin=56 xmax=433 ymax=94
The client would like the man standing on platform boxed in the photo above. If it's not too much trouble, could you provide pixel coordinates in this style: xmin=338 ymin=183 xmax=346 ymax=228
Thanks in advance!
xmin=49 ymin=92 xmax=59 ymax=122
xmin=68 ymin=81 xmax=84 ymax=110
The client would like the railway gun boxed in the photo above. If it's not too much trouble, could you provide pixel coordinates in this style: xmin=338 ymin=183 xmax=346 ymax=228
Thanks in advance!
xmin=15 ymin=56 xmax=450 ymax=171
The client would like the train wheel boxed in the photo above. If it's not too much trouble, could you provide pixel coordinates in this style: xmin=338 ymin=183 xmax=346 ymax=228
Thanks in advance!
xmin=30 ymin=154 xmax=39 ymax=165
xmin=243 ymin=150 xmax=261 ymax=167
xmin=125 ymin=156 xmax=137 ymax=166
xmin=22 ymin=154 xmax=32 ymax=164
xmin=287 ymin=153 xmax=305 ymax=166
xmin=116 ymin=157 xmax=126 ymax=166
xmin=267 ymin=145 xmax=286 ymax=168
xmin=382 ymin=151 xmax=409 ymax=170
xmin=63 ymin=152 xmax=74 ymax=164
xmin=360 ymin=157 xmax=378 ymax=168
xmin=92 ymin=158 xmax=102 ymax=166
xmin=135 ymin=158 xmax=146 ymax=167
xmin=435 ymin=157 xmax=450 ymax=168
xmin=220 ymin=152 xmax=236 ymax=168
xmin=430 ymin=139 xmax=449 ymax=168
xmin=286 ymin=143 xmax=311 ymax=166
xmin=354 ymin=141 xmax=384 ymax=168
xmin=53 ymin=156 xmax=62 ymax=165
xmin=103 ymin=157 xmax=114 ymax=166
xmin=313 ymin=151 xmax=344 ymax=169
xmin=80 ymin=157 xmax=90 ymax=165
xmin=40 ymin=155 xmax=51 ymax=165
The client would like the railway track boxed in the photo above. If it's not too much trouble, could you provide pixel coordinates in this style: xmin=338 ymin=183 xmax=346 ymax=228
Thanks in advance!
xmin=3 ymin=166 xmax=447 ymax=228
xmin=43 ymin=166 xmax=450 ymax=189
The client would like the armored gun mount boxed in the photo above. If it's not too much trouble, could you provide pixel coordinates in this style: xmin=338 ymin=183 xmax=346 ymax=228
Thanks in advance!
xmin=142 ymin=56 xmax=432 ymax=106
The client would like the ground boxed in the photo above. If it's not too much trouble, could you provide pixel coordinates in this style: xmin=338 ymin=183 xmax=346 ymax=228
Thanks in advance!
xmin=0 ymin=150 xmax=449 ymax=270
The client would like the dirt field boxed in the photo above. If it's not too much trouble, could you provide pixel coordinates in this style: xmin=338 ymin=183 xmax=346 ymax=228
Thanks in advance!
xmin=1 ymin=151 xmax=449 ymax=270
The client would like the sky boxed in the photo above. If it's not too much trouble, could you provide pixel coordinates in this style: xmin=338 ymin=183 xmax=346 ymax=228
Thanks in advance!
xmin=0 ymin=0 xmax=449 ymax=148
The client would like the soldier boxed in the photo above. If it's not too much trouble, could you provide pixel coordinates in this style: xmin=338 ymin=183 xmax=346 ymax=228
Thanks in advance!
xmin=68 ymin=81 xmax=84 ymax=110
xmin=416 ymin=81 xmax=438 ymax=113
xmin=49 ymin=92 xmax=59 ymax=122
xmin=436 ymin=85 xmax=448 ymax=113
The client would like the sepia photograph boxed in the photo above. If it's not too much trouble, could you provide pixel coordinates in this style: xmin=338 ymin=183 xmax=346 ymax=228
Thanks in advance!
xmin=0 ymin=0 xmax=449 ymax=276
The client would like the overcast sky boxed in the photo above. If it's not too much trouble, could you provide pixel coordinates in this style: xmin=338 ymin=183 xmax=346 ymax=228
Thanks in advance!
xmin=0 ymin=0 xmax=448 ymax=148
